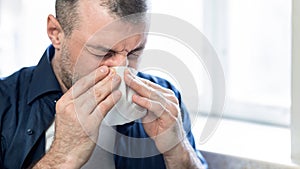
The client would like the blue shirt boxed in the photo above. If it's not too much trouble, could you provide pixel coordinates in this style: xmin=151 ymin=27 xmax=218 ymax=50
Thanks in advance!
xmin=0 ymin=45 xmax=207 ymax=169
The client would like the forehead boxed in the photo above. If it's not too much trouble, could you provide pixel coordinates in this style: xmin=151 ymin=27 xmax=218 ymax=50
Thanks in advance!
xmin=76 ymin=0 xmax=149 ymax=44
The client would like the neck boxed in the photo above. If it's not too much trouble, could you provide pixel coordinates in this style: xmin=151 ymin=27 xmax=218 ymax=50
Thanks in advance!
xmin=51 ymin=52 xmax=69 ymax=93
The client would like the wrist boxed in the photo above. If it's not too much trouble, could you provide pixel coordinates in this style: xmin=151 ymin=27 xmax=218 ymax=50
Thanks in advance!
xmin=33 ymin=149 xmax=81 ymax=169
xmin=163 ymin=139 xmax=204 ymax=169
xmin=53 ymin=138 xmax=95 ymax=167
xmin=60 ymin=154 xmax=84 ymax=169
xmin=36 ymin=138 xmax=93 ymax=169
xmin=163 ymin=139 xmax=190 ymax=166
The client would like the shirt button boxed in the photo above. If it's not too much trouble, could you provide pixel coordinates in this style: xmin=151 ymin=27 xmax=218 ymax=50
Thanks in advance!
xmin=27 ymin=129 xmax=34 ymax=135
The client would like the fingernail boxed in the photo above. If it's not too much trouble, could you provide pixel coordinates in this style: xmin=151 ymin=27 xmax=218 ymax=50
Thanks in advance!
xmin=126 ymin=72 xmax=132 ymax=79
xmin=116 ymin=90 xmax=122 ymax=96
xmin=100 ymin=66 xmax=108 ymax=73
xmin=113 ymin=75 xmax=120 ymax=82
xmin=112 ymin=90 xmax=122 ymax=101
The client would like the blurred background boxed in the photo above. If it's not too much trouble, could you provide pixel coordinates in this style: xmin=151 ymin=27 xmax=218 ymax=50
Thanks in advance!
xmin=0 ymin=0 xmax=291 ymax=126
xmin=0 ymin=0 xmax=297 ymax=168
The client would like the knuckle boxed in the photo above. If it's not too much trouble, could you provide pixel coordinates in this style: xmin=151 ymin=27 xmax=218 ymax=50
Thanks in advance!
xmin=152 ymin=90 xmax=161 ymax=100
xmin=158 ymin=102 xmax=165 ymax=111
xmin=99 ymin=102 xmax=110 ymax=113
xmin=158 ymin=102 xmax=165 ymax=109
xmin=164 ymin=102 xmax=179 ymax=117
xmin=170 ymin=95 xmax=179 ymax=104
xmin=93 ymin=88 xmax=102 ymax=98
xmin=145 ymin=99 xmax=152 ymax=109
xmin=171 ymin=104 xmax=180 ymax=118
xmin=166 ymin=88 xmax=174 ymax=94
xmin=95 ymin=106 xmax=105 ymax=120
xmin=93 ymin=87 xmax=106 ymax=102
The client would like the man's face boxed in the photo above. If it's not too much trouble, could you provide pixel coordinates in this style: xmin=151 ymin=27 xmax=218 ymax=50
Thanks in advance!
xmin=59 ymin=0 xmax=147 ymax=89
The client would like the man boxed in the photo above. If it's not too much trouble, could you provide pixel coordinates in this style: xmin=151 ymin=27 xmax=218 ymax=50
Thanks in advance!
xmin=0 ymin=0 xmax=207 ymax=168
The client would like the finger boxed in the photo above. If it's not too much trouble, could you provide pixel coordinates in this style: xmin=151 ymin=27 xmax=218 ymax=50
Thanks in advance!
xmin=163 ymin=93 xmax=179 ymax=105
xmin=124 ymin=69 xmax=156 ymax=99
xmin=125 ymin=69 xmax=175 ymax=96
xmin=126 ymin=73 xmax=174 ymax=106
xmin=124 ymin=69 xmax=180 ymax=110
xmin=74 ymin=73 xmax=121 ymax=116
xmin=132 ymin=94 xmax=169 ymax=120
xmin=138 ymin=76 xmax=175 ymax=95
xmin=90 ymin=90 xmax=122 ymax=124
xmin=142 ymin=111 xmax=158 ymax=123
xmin=137 ymin=77 xmax=179 ymax=104
xmin=132 ymin=74 xmax=179 ymax=104
xmin=133 ymin=93 xmax=180 ymax=120
xmin=65 ymin=66 xmax=110 ymax=99
xmin=91 ymin=71 xmax=120 ymax=105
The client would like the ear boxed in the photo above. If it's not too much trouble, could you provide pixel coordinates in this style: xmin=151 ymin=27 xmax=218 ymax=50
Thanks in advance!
xmin=47 ymin=14 xmax=64 ymax=50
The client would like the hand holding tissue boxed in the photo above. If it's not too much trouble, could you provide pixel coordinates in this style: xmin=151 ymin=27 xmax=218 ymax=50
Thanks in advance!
xmin=102 ymin=66 xmax=147 ymax=126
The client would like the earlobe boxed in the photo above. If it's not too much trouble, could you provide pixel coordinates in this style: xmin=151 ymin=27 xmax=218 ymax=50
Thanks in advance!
xmin=47 ymin=14 xmax=64 ymax=49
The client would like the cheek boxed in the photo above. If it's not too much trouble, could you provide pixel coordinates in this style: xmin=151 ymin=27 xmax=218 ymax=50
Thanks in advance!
xmin=73 ymin=50 xmax=101 ymax=78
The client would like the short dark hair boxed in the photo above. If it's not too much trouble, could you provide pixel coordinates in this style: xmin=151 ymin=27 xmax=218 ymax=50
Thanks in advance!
xmin=100 ymin=0 xmax=148 ymax=18
xmin=55 ymin=0 xmax=148 ymax=37
xmin=55 ymin=0 xmax=80 ymax=37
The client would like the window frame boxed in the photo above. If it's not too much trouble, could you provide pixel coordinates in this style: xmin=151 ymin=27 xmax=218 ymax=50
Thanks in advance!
xmin=202 ymin=0 xmax=292 ymax=127
xmin=291 ymin=0 xmax=300 ymax=164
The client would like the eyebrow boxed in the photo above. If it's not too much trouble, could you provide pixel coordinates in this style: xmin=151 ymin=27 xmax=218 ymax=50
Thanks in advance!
xmin=85 ymin=44 xmax=111 ymax=53
xmin=86 ymin=42 xmax=146 ymax=54
xmin=130 ymin=44 xmax=146 ymax=53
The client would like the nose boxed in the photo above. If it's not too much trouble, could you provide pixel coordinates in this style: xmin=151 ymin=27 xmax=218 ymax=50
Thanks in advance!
xmin=103 ymin=53 xmax=128 ymax=67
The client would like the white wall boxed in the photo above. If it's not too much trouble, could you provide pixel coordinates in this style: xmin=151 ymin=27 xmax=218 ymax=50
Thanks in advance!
xmin=292 ymin=0 xmax=300 ymax=164
xmin=0 ymin=0 xmax=55 ymax=77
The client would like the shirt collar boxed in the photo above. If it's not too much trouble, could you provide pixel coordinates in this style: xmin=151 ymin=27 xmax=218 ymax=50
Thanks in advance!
xmin=27 ymin=45 xmax=62 ymax=104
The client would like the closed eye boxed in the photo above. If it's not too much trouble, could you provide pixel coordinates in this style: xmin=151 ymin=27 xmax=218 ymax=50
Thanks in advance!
xmin=127 ymin=51 xmax=142 ymax=60
xmin=127 ymin=46 xmax=145 ymax=60
xmin=85 ymin=46 xmax=116 ymax=58
xmin=84 ymin=43 xmax=145 ymax=59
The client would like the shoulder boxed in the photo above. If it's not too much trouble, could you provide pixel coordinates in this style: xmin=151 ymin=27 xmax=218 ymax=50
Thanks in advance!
xmin=0 ymin=67 xmax=35 ymax=114
xmin=0 ymin=67 xmax=34 ymax=93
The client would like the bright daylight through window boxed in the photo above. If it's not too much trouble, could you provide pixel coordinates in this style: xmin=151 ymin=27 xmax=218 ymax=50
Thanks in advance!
xmin=149 ymin=0 xmax=291 ymax=127
xmin=0 ymin=0 xmax=292 ymax=126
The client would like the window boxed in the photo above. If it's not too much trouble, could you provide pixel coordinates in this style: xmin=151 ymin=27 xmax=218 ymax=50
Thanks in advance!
xmin=145 ymin=0 xmax=292 ymax=127
xmin=218 ymin=0 xmax=291 ymax=127
xmin=144 ymin=0 xmax=295 ymax=164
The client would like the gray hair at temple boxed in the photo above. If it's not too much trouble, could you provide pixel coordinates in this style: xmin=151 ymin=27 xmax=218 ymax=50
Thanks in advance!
xmin=55 ymin=0 xmax=149 ymax=37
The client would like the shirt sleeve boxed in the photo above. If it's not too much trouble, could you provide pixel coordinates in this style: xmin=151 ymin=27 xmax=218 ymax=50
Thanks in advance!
xmin=180 ymin=101 xmax=208 ymax=169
